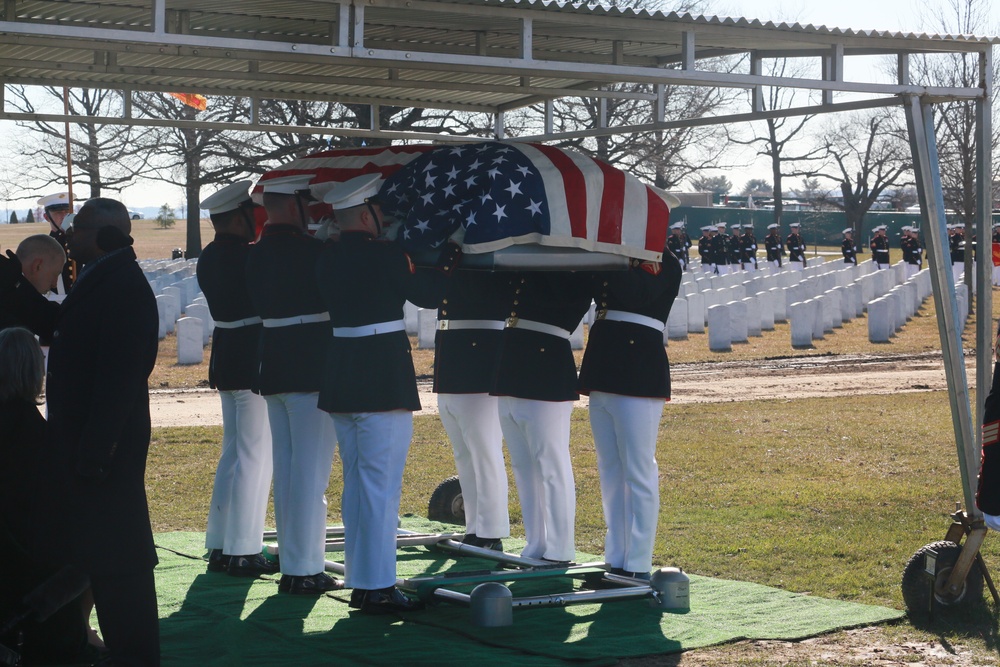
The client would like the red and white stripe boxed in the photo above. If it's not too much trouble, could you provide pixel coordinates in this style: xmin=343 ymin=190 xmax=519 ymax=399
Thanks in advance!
xmin=253 ymin=145 xmax=435 ymax=198
xmin=500 ymin=143 xmax=668 ymax=261
xmin=984 ymin=420 xmax=1000 ymax=446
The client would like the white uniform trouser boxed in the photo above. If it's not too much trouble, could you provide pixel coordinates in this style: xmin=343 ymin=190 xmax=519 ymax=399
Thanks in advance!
xmin=701 ymin=263 xmax=714 ymax=275
xmin=985 ymin=513 xmax=1000 ymax=531
xmin=332 ymin=410 xmax=412 ymax=590
xmin=264 ymin=392 xmax=337 ymax=576
xmin=992 ymin=265 xmax=1000 ymax=287
xmin=789 ymin=260 xmax=804 ymax=271
xmin=439 ymin=393 xmax=509 ymax=539
xmin=715 ymin=264 xmax=729 ymax=276
xmin=206 ymin=390 xmax=273 ymax=556
xmin=904 ymin=263 xmax=919 ymax=281
xmin=589 ymin=391 xmax=664 ymax=573
xmin=770 ymin=260 xmax=781 ymax=271
xmin=498 ymin=396 xmax=575 ymax=561
xmin=952 ymin=262 xmax=964 ymax=283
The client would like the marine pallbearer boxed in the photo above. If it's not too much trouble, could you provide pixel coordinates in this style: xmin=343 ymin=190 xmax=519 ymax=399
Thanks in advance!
xmin=579 ymin=252 xmax=682 ymax=578
xmin=246 ymin=174 xmax=341 ymax=595
xmin=198 ymin=181 xmax=277 ymax=578
xmin=316 ymin=174 xmax=463 ymax=614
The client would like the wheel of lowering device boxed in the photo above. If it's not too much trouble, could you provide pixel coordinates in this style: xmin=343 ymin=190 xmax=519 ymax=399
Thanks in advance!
xmin=901 ymin=540 xmax=984 ymax=620
xmin=428 ymin=475 xmax=465 ymax=524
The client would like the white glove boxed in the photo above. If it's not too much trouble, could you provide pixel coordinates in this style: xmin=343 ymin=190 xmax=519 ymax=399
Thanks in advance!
xmin=448 ymin=223 xmax=466 ymax=246
xmin=383 ymin=221 xmax=403 ymax=241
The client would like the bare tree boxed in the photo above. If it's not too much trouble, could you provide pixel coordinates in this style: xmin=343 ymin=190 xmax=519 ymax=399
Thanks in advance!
xmin=815 ymin=109 xmax=912 ymax=243
xmin=690 ymin=175 xmax=733 ymax=200
xmin=908 ymin=0 xmax=1000 ymax=293
xmin=726 ymin=58 xmax=827 ymax=228
xmin=135 ymin=94 xmax=479 ymax=257
xmin=8 ymin=86 xmax=155 ymax=198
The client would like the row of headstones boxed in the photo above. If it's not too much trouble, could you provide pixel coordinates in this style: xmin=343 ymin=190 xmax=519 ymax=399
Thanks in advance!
xmin=139 ymin=259 xmax=214 ymax=364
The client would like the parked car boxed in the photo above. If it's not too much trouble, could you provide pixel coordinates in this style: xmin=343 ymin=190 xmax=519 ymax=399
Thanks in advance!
xmin=128 ymin=210 xmax=142 ymax=220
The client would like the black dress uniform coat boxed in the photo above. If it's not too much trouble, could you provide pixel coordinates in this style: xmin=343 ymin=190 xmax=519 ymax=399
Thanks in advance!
xmin=50 ymin=228 xmax=76 ymax=291
xmin=197 ymin=233 xmax=261 ymax=391
xmin=949 ymin=232 xmax=965 ymax=264
xmin=764 ymin=231 xmax=784 ymax=265
xmin=901 ymin=236 xmax=921 ymax=267
xmin=842 ymin=238 xmax=857 ymax=264
xmin=710 ymin=231 xmax=729 ymax=269
xmin=19 ymin=248 xmax=160 ymax=577
xmin=578 ymin=253 xmax=682 ymax=399
xmin=316 ymin=231 xmax=461 ymax=413
xmin=786 ymin=232 xmax=806 ymax=263
xmin=433 ymin=271 xmax=507 ymax=394
xmin=870 ymin=235 xmax=890 ymax=266
xmin=740 ymin=232 xmax=757 ymax=268
xmin=727 ymin=233 xmax=742 ymax=266
xmin=697 ymin=235 xmax=711 ymax=266
xmin=666 ymin=234 xmax=688 ymax=270
xmin=246 ymin=224 xmax=329 ymax=395
xmin=492 ymin=272 xmax=593 ymax=402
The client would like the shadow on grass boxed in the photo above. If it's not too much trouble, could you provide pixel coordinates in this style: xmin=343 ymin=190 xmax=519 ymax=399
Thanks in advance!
xmin=907 ymin=597 xmax=999 ymax=653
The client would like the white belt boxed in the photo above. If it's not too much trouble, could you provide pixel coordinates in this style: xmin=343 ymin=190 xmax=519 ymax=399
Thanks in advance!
xmin=333 ymin=319 xmax=406 ymax=338
xmin=505 ymin=317 xmax=571 ymax=340
xmin=597 ymin=309 xmax=665 ymax=331
xmin=214 ymin=316 xmax=262 ymax=329
xmin=438 ymin=319 xmax=505 ymax=332
xmin=261 ymin=312 xmax=330 ymax=328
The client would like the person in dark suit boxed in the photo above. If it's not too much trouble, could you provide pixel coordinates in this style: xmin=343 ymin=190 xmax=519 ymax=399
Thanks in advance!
xmin=433 ymin=271 xmax=509 ymax=551
xmin=245 ymin=174 xmax=340 ymax=595
xmin=198 ymin=181 xmax=277 ymax=579
xmin=317 ymin=173 xmax=463 ymax=614
xmin=0 ymin=327 xmax=95 ymax=666
xmin=492 ymin=271 xmax=593 ymax=563
xmin=0 ymin=235 xmax=65 ymax=332
xmin=0 ymin=197 xmax=161 ymax=666
xmin=578 ymin=253 xmax=682 ymax=579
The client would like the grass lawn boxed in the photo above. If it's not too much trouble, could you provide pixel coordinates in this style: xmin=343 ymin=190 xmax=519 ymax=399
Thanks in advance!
xmin=148 ymin=391 xmax=999 ymax=660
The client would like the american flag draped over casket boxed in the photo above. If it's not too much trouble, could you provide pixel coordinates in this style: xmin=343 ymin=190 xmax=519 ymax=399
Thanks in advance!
xmin=256 ymin=142 xmax=671 ymax=262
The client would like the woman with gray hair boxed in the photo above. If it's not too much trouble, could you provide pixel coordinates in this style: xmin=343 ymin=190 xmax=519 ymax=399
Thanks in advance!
xmin=0 ymin=327 xmax=96 ymax=665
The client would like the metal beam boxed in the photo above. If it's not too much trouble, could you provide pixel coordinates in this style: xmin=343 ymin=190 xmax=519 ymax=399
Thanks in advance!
xmin=973 ymin=48 xmax=994 ymax=520
xmin=904 ymin=95 xmax=978 ymax=514
xmin=519 ymin=96 xmax=903 ymax=142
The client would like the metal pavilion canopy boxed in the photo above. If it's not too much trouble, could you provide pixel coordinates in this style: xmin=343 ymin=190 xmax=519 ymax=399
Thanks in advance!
xmin=0 ymin=0 xmax=996 ymax=519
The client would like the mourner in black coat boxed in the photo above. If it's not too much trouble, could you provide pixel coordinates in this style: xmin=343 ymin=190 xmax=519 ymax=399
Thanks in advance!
xmin=977 ymin=321 xmax=1000 ymax=529
xmin=0 ymin=328 xmax=94 ymax=666
xmin=0 ymin=198 xmax=161 ymax=666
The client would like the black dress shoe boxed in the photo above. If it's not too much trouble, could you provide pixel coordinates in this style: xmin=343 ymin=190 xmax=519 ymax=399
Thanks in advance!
xmin=227 ymin=553 xmax=280 ymax=577
xmin=278 ymin=572 xmax=344 ymax=595
xmin=350 ymin=586 xmax=424 ymax=615
xmin=609 ymin=567 xmax=651 ymax=581
xmin=462 ymin=535 xmax=504 ymax=551
xmin=207 ymin=548 xmax=227 ymax=572
xmin=540 ymin=557 xmax=572 ymax=567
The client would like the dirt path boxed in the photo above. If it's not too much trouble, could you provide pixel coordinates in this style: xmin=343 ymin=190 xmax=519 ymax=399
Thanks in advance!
xmin=148 ymin=352 xmax=955 ymax=427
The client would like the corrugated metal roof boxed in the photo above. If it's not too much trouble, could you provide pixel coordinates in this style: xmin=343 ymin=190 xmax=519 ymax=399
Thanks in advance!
xmin=0 ymin=0 xmax=992 ymax=137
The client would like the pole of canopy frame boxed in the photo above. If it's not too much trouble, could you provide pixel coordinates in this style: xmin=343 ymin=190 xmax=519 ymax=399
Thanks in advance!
xmin=904 ymin=95 xmax=978 ymax=512
xmin=62 ymin=87 xmax=73 ymax=206
xmin=972 ymin=48 xmax=994 ymax=521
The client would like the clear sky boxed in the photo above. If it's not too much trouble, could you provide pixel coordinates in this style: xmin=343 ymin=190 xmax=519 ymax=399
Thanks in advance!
xmin=4 ymin=0 xmax=999 ymax=216
xmin=720 ymin=0 xmax=998 ymax=34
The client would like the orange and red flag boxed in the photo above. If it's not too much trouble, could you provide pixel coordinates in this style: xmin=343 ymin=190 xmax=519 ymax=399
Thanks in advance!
xmin=168 ymin=92 xmax=208 ymax=110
